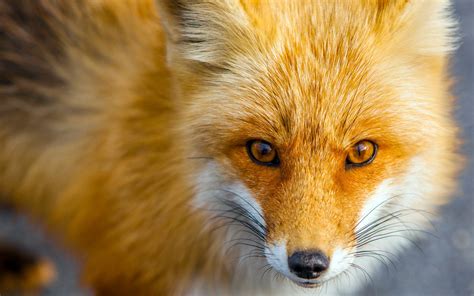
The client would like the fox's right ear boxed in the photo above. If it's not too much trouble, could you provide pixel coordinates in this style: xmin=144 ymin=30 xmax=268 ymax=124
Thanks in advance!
xmin=367 ymin=0 xmax=458 ymax=55
xmin=155 ymin=0 xmax=253 ymax=67
xmin=154 ymin=0 xmax=189 ymax=43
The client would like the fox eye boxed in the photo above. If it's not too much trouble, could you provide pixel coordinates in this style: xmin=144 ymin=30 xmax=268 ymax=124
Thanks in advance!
xmin=346 ymin=140 xmax=377 ymax=168
xmin=246 ymin=140 xmax=280 ymax=167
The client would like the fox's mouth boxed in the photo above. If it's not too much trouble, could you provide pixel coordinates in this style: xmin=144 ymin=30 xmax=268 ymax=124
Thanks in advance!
xmin=293 ymin=280 xmax=321 ymax=288
xmin=272 ymin=268 xmax=325 ymax=288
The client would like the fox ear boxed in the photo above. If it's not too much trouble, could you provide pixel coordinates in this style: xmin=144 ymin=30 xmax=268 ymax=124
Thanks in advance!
xmin=154 ymin=0 xmax=182 ymax=43
xmin=155 ymin=0 xmax=252 ymax=66
xmin=371 ymin=0 xmax=458 ymax=55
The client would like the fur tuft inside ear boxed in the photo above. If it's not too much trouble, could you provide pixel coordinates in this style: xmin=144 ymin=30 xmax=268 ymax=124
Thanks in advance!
xmin=155 ymin=0 xmax=253 ymax=67
xmin=373 ymin=0 xmax=459 ymax=55
xmin=403 ymin=0 xmax=459 ymax=55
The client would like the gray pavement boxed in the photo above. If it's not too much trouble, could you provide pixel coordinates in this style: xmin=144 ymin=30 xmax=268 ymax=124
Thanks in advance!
xmin=0 ymin=1 xmax=472 ymax=295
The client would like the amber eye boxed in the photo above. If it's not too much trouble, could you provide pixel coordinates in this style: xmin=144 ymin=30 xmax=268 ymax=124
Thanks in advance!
xmin=246 ymin=140 xmax=280 ymax=167
xmin=346 ymin=140 xmax=377 ymax=168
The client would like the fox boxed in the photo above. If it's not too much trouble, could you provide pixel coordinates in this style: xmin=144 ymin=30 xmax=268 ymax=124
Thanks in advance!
xmin=0 ymin=0 xmax=461 ymax=295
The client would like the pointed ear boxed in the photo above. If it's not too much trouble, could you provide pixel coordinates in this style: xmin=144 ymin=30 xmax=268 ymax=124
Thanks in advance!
xmin=370 ymin=0 xmax=458 ymax=55
xmin=155 ymin=0 xmax=192 ymax=43
xmin=155 ymin=0 xmax=253 ymax=67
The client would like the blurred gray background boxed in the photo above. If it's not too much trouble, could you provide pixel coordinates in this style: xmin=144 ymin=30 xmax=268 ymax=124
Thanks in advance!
xmin=0 ymin=1 xmax=473 ymax=295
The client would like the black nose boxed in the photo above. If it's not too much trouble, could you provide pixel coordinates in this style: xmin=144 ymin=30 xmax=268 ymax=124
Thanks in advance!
xmin=288 ymin=250 xmax=329 ymax=279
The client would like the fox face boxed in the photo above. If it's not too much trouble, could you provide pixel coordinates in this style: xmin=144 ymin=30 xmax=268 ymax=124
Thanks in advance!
xmin=157 ymin=0 xmax=459 ymax=292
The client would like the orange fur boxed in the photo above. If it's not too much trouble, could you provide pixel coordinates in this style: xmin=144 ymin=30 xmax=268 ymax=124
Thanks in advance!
xmin=0 ymin=0 xmax=460 ymax=294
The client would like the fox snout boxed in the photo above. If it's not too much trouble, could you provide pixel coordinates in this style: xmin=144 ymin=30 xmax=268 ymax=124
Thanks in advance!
xmin=288 ymin=250 xmax=330 ymax=280
xmin=265 ymin=235 xmax=353 ymax=287
xmin=258 ymin=183 xmax=361 ymax=285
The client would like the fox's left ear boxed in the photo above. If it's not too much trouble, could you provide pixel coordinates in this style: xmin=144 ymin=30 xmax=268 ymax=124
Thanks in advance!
xmin=370 ymin=0 xmax=458 ymax=55
xmin=155 ymin=0 xmax=253 ymax=68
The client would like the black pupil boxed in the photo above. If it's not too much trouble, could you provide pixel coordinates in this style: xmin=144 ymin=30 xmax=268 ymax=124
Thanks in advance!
xmin=258 ymin=143 xmax=272 ymax=156
xmin=357 ymin=143 xmax=366 ymax=157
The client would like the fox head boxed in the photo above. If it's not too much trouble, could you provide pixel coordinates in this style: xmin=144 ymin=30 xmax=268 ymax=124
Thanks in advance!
xmin=157 ymin=0 xmax=459 ymax=291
